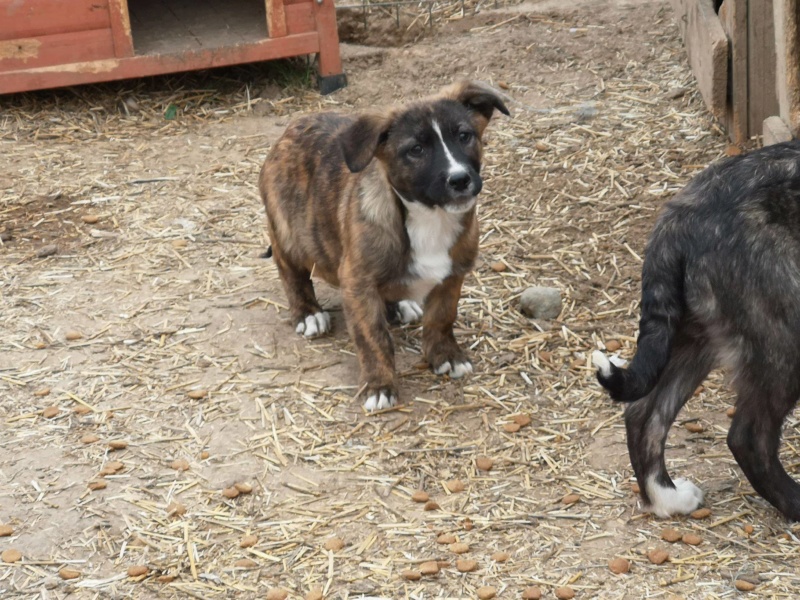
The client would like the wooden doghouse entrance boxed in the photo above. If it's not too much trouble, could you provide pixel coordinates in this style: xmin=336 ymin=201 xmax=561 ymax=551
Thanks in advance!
xmin=0 ymin=0 xmax=346 ymax=95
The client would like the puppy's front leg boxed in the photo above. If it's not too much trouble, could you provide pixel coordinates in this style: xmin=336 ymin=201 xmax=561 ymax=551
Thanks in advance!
xmin=423 ymin=275 xmax=472 ymax=379
xmin=340 ymin=270 xmax=397 ymax=412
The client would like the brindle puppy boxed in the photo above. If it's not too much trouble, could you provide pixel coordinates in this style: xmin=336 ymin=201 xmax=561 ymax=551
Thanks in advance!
xmin=260 ymin=81 xmax=509 ymax=411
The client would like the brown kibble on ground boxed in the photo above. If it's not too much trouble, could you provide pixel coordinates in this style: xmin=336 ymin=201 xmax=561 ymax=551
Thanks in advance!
xmin=647 ymin=549 xmax=669 ymax=565
xmin=555 ymin=587 xmax=576 ymax=600
xmin=462 ymin=518 xmax=474 ymax=531
xmin=200 ymin=451 xmax=210 ymax=460
xmin=491 ymin=261 xmax=507 ymax=272
xmin=562 ymin=493 xmax=580 ymax=505
xmin=450 ymin=542 xmax=470 ymax=554
xmin=1 ymin=549 xmax=22 ymax=563
xmin=157 ymin=574 xmax=177 ymax=583
xmin=234 ymin=558 xmax=258 ymax=568
xmin=0 ymin=525 xmax=13 ymax=537
xmin=605 ymin=339 xmax=621 ymax=352
xmin=108 ymin=440 xmax=128 ymax=450
xmin=172 ymin=239 xmax=188 ymax=248
xmin=609 ymin=557 xmax=630 ymax=574
xmin=437 ymin=533 xmax=456 ymax=544
xmin=167 ymin=501 xmax=186 ymax=516
xmin=234 ymin=482 xmax=253 ymax=494
xmin=323 ymin=537 xmax=344 ymax=551
xmin=744 ymin=524 xmax=755 ymax=535
xmin=222 ymin=487 xmax=240 ymax=499
xmin=59 ymin=568 xmax=81 ymax=580
xmin=684 ymin=422 xmax=704 ymax=433
xmin=522 ymin=587 xmax=542 ymax=600
xmin=187 ymin=389 xmax=207 ymax=399
xmin=240 ymin=534 xmax=258 ymax=548
xmin=477 ymin=586 xmax=497 ymax=599
xmin=661 ymin=528 xmax=682 ymax=543
xmin=306 ymin=588 xmax=324 ymax=600
xmin=734 ymin=579 xmax=756 ymax=591
xmin=82 ymin=214 xmax=100 ymax=224
xmin=424 ymin=500 xmax=440 ymax=511
xmin=42 ymin=406 xmax=59 ymax=418
xmin=503 ymin=422 xmax=521 ymax=433
xmin=631 ymin=482 xmax=640 ymax=494
xmin=74 ymin=405 xmax=92 ymax=415
xmin=88 ymin=480 xmax=107 ymax=491
xmin=446 ymin=479 xmax=465 ymax=493
xmin=170 ymin=458 xmax=190 ymax=471
xmin=127 ymin=565 xmax=149 ymax=577
xmin=411 ymin=490 xmax=429 ymax=503
xmin=81 ymin=433 xmax=100 ymax=444
xmin=402 ymin=570 xmax=422 ymax=580
xmin=726 ymin=406 xmax=736 ymax=418
xmin=420 ymin=560 xmax=439 ymax=575
xmin=106 ymin=461 xmax=124 ymax=472
xmin=34 ymin=387 xmax=50 ymax=396
xmin=65 ymin=331 xmax=83 ymax=341
xmin=456 ymin=559 xmax=478 ymax=572
xmin=476 ymin=456 xmax=494 ymax=471
xmin=513 ymin=414 xmax=532 ymax=427
xmin=690 ymin=508 xmax=711 ymax=519
xmin=682 ymin=533 xmax=702 ymax=546
xmin=266 ymin=589 xmax=288 ymax=600
xmin=491 ymin=551 xmax=510 ymax=562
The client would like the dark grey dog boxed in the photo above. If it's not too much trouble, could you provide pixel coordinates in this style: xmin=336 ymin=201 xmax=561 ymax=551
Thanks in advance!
xmin=593 ymin=140 xmax=800 ymax=521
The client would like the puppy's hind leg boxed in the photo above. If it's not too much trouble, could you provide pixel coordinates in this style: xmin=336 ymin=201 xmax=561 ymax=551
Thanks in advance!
xmin=625 ymin=330 xmax=715 ymax=517
xmin=727 ymin=371 xmax=800 ymax=521
xmin=271 ymin=248 xmax=331 ymax=338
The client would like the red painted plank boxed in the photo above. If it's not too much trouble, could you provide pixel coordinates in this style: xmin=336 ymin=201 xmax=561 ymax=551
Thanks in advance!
xmin=286 ymin=3 xmax=315 ymax=35
xmin=267 ymin=0 xmax=288 ymax=38
xmin=0 ymin=29 xmax=115 ymax=72
xmin=0 ymin=0 xmax=110 ymax=41
xmin=0 ymin=33 xmax=321 ymax=94
xmin=312 ymin=0 xmax=343 ymax=76
xmin=109 ymin=0 xmax=134 ymax=58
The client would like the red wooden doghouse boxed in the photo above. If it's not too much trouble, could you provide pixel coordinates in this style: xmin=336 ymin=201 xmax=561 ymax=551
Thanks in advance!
xmin=0 ymin=0 xmax=346 ymax=95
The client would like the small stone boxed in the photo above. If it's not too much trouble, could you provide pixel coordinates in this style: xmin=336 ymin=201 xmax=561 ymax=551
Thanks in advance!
xmin=323 ymin=537 xmax=344 ymax=551
xmin=424 ymin=500 xmax=440 ymax=511
xmin=734 ymin=579 xmax=756 ymax=592
xmin=81 ymin=434 xmax=100 ymax=444
xmin=127 ymin=565 xmax=149 ymax=577
xmin=513 ymin=414 xmax=532 ymax=427
xmin=36 ymin=244 xmax=58 ymax=258
xmin=437 ymin=533 xmax=456 ymax=544
xmin=449 ymin=542 xmax=470 ymax=554
xmin=0 ymin=525 xmax=13 ymax=537
xmin=491 ymin=261 xmax=507 ymax=272
xmin=522 ymin=587 xmax=542 ymax=600
xmin=445 ymin=479 xmax=465 ymax=493
xmin=42 ymin=406 xmax=59 ymax=418
xmin=88 ymin=480 xmax=107 ymax=491
xmin=664 ymin=86 xmax=688 ymax=99
xmin=1 ymin=549 xmax=22 ymax=563
xmin=609 ymin=557 xmax=630 ymax=574
xmin=647 ymin=549 xmax=669 ymax=565
xmin=456 ymin=559 xmax=478 ymax=572
xmin=690 ymin=508 xmax=711 ymax=519
xmin=166 ymin=501 xmax=186 ymax=516
xmin=234 ymin=482 xmax=253 ymax=494
xmin=65 ymin=330 xmax=83 ymax=341
xmin=684 ymin=422 xmax=704 ymax=433
xmin=477 ymin=586 xmax=497 ymax=599
xmin=411 ymin=490 xmax=429 ymax=503
xmin=306 ymin=588 xmax=324 ymax=600
xmin=726 ymin=406 xmax=736 ymax=418
xmin=491 ymin=551 xmax=510 ymax=562
xmin=108 ymin=440 xmax=128 ymax=450
xmin=170 ymin=459 xmax=190 ymax=471
xmin=33 ymin=388 xmax=50 ymax=397
xmin=402 ymin=570 xmax=422 ymax=580
xmin=555 ymin=587 xmax=575 ymax=600
xmin=682 ymin=533 xmax=702 ymax=546
xmin=743 ymin=524 xmax=755 ymax=535
xmin=266 ymin=589 xmax=288 ymax=600
xmin=476 ymin=456 xmax=494 ymax=471
xmin=503 ymin=422 xmax=521 ymax=433
xmin=234 ymin=558 xmax=258 ymax=568
xmin=661 ymin=528 xmax=682 ymax=543
xmin=187 ymin=389 xmax=207 ymax=399
xmin=59 ymin=568 xmax=81 ymax=580
xmin=82 ymin=215 xmax=100 ymax=224
xmin=562 ymin=493 xmax=580 ymax=505
xmin=419 ymin=560 xmax=439 ymax=575
xmin=222 ymin=487 xmax=240 ymax=499
xmin=605 ymin=339 xmax=621 ymax=352
xmin=520 ymin=286 xmax=562 ymax=320
xmin=240 ymin=534 xmax=258 ymax=548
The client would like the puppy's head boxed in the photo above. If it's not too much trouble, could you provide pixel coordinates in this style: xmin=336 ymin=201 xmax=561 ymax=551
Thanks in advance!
xmin=340 ymin=81 xmax=510 ymax=214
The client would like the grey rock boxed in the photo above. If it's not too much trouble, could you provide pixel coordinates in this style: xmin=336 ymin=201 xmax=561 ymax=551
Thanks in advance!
xmin=520 ymin=286 xmax=562 ymax=320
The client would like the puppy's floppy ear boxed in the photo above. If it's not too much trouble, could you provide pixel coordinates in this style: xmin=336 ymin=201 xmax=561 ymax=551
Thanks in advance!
xmin=340 ymin=113 xmax=392 ymax=173
xmin=445 ymin=80 xmax=511 ymax=121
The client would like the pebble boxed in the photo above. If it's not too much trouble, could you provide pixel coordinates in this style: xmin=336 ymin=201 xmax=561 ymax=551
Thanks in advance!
xmin=200 ymin=451 xmax=210 ymax=460
xmin=555 ymin=587 xmax=575 ymax=599
xmin=446 ymin=479 xmax=465 ymax=493
xmin=187 ymin=389 xmax=208 ymax=399
xmin=234 ymin=482 xmax=253 ymax=494
xmin=562 ymin=493 xmax=580 ymax=505
xmin=521 ymin=587 xmax=542 ymax=600
xmin=684 ymin=422 xmax=704 ymax=433
xmin=609 ymin=557 xmax=630 ymax=574
xmin=734 ymin=579 xmax=756 ymax=591
xmin=411 ymin=490 xmax=429 ymax=503
xmin=306 ymin=588 xmax=324 ymax=600
xmin=520 ymin=286 xmax=562 ymax=320
xmin=42 ymin=406 xmax=59 ymax=418
xmin=1 ymin=549 xmax=22 ymax=563
xmin=0 ymin=525 xmax=13 ymax=537
xmin=477 ymin=586 xmax=496 ymax=599
xmin=437 ymin=533 xmax=457 ymax=544
xmin=419 ymin=560 xmax=439 ymax=575
xmin=690 ymin=508 xmax=711 ymax=519
xmin=171 ymin=458 xmax=190 ymax=471
xmin=476 ymin=456 xmax=494 ymax=471
xmin=127 ymin=565 xmax=149 ymax=577
xmin=59 ymin=568 xmax=81 ymax=580
xmin=449 ymin=542 xmax=470 ymax=554
xmin=647 ymin=549 xmax=669 ymax=565
xmin=36 ymin=244 xmax=58 ymax=258
xmin=661 ymin=528 xmax=682 ymax=543
xmin=605 ymin=339 xmax=621 ymax=352
xmin=682 ymin=533 xmax=702 ymax=546
xmin=81 ymin=434 xmax=100 ymax=444
xmin=266 ymin=589 xmax=288 ymax=600
xmin=456 ymin=559 xmax=478 ymax=572
xmin=323 ymin=537 xmax=344 ymax=551
xmin=491 ymin=551 xmax=510 ymax=562
xmin=240 ymin=535 xmax=258 ymax=548
xmin=402 ymin=570 xmax=422 ymax=580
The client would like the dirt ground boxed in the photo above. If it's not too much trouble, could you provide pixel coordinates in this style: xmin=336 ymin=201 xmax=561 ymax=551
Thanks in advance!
xmin=2 ymin=0 xmax=800 ymax=598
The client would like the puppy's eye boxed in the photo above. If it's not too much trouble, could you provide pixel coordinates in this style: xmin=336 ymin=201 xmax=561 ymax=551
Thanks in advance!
xmin=458 ymin=131 xmax=473 ymax=143
xmin=407 ymin=145 xmax=424 ymax=158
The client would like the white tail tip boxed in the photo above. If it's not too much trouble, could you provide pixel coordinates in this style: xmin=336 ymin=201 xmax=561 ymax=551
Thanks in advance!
xmin=592 ymin=350 xmax=612 ymax=378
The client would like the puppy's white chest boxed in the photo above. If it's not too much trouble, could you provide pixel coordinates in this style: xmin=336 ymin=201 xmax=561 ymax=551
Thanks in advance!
xmin=404 ymin=204 xmax=462 ymax=302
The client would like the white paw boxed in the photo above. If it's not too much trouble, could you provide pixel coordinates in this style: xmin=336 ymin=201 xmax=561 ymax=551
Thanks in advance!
xmin=363 ymin=391 xmax=396 ymax=412
xmin=592 ymin=350 xmax=612 ymax=377
xmin=397 ymin=300 xmax=423 ymax=324
xmin=295 ymin=312 xmax=331 ymax=338
xmin=645 ymin=475 xmax=704 ymax=518
xmin=609 ymin=355 xmax=627 ymax=367
xmin=434 ymin=360 xmax=473 ymax=379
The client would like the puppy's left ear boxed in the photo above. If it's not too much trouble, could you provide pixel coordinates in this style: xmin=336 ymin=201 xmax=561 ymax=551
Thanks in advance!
xmin=340 ymin=113 xmax=392 ymax=173
xmin=446 ymin=80 xmax=511 ymax=121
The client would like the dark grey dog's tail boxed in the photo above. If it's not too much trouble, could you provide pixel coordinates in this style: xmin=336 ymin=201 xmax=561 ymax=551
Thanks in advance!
xmin=593 ymin=233 xmax=685 ymax=403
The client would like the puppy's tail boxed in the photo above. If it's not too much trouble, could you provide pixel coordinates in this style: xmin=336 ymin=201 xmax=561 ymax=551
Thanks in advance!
xmin=592 ymin=233 xmax=685 ymax=403
xmin=261 ymin=246 xmax=273 ymax=259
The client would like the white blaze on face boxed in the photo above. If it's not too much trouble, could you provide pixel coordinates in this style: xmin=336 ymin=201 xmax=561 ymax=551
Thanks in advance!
xmin=431 ymin=119 xmax=468 ymax=178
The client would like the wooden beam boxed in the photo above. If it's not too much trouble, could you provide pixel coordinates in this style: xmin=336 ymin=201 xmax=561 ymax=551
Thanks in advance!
xmin=267 ymin=0 xmax=288 ymax=38
xmin=109 ymin=0 xmax=134 ymax=58
xmin=773 ymin=0 xmax=800 ymax=134
xmin=719 ymin=0 xmax=748 ymax=142
xmin=746 ymin=0 xmax=779 ymax=136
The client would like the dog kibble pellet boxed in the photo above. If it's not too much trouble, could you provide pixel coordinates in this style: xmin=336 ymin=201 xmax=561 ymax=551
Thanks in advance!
xmin=323 ymin=537 xmax=344 ymax=551
xmin=34 ymin=388 xmax=50 ymax=397
xmin=127 ymin=565 xmax=149 ymax=577
xmin=744 ymin=524 xmax=755 ymax=534
xmin=690 ymin=508 xmax=711 ymax=519
xmin=437 ymin=533 xmax=456 ymax=544
xmin=682 ymin=533 xmax=702 ymax=546
xmin=59 ymin=568 xmax=81 ymax=580
xmin=491 ymin=261 xmax=507 ymax=272
xmin=240 ymin=534 xmax=258 ymax=548
xmin=74 ymin=405 xmax=92 ymax=415
xmin=684 ymin=422 xmax=704 ymax=433
xmin=647 ymin=549 xmax=669 ymax=565
xmin=424 ymin=500 xmax=440 ymax=511
xmin=235 ymin=558 xmax=258 ymax=568
xmin=88 ymin=480 xmax=107 ymax=491
xmin=0 ymin=525 xmax=13 ymax=537
xmin=726 ymin=406 xmax=736 ymax=418
xmin=605 ymin=339 xmax=621 ymax=352
xmin=503 ymin=422 xmax=521 ymax=433
xmin=65 ymin=330 xmax=83 ymax=341
xmin=419 ymin=560 xmax=439 ymax=575
xmin=222 ymin=487 xmax=240 ymax=499
xmin=491 ymin=551 xmax=510 ymax=562
xmin=200 ymin=451 xmax=210 ymax=460
xmin=631 ymin=482 xmax=640 ymax=494
xmin=266 ymin=589 xmax=288 ymax=600
xmin=108 ymin=440 xmax=128 ymax=450
xmin=462 ymin=518 xmax=474 ymax=531
xmin=477 ymin=586 xmax=497 ymax=599
xmin=734 ymin=580 xmax=756 ymax=592
xmin=170 ymin=459 xmax=190 ymax=471
xmin=306 ymin=588 xmax=324 ymax=600
xmin=187 ymin=389 xmax=207 ymax=399
xmin=609 ymin=557 xmax=630 ymax=574
xmin=446 ymin=479 xmax=465 ymax=493
xmin=521 ymin=587 xmax=542 ymax=600
xmin=402 ymin=570 xmax=422 ymax=580
xmin=82 ymin=215 xmax=100 ymax=224
xmin=555 ymin=587 xmax=575 ymax=600
xmin=157 ymin=574 xmax=177 ymax=583
xmin=81 ymin=434 xmax=100 ymax=444
xmin=411 ymin=490 xmax=429 ymax=503
xmin=234 ymin=482 xmax=253 ymax=494
xmin=450 ymin=542 xmax=470 ymax=554
xmin=476 ymin=456 xmax=494 ymax=471
xmin=661 ymin=529 xmax=682 ymax=543
xmin=105 ymin=461 xmax=124 ymax=472
xmin=456 ymin=559 xmax=478 ymax=572
xmin=562 ymin=493 xmax=580 ymax=505
xmin=513 ymin=414 xmax=532 ymax=427
xmin=42 ymin=406 xmax=59 ymax=418
xmin=166 ymin=501 xmax=186 ymax=516
xmin=1 ymin=549 xmax=22 ymax=563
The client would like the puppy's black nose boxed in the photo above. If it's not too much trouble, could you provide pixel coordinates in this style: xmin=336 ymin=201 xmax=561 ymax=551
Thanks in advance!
xmin=448 ymin=173 xmax=471 ymax=192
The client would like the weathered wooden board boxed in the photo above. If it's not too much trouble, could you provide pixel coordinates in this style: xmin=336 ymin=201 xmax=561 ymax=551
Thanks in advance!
xmin=0 ymin=29 xmax=115 ymax=72
xmin=0 ymin=0 xmax=110 ymax=40
xmin=747 ymin=0 xmax=779 ymax=136
xmin=773 ymin=0 xmax=800 ymax=135
xmin=719 ymin=0 xmax=748 ymax=142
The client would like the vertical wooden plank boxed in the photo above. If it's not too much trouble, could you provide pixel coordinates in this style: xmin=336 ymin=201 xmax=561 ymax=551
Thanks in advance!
xmin=267 ymin=0 xmax=288 ymax=38
xmin=773 ymin=0 xmax=800 ymax=134
xmin=746 ymin=0 xmax=779 ymax=136
xmin=109 ymin=0 xmax=134 ymax=57
xmin=312 ymin=0 xmax=342 ymax=76
xmin=719 ymin=0 xmax=748 ymax=142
